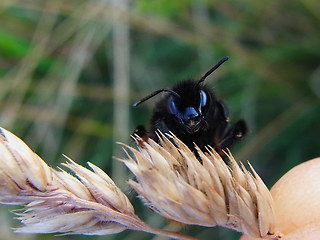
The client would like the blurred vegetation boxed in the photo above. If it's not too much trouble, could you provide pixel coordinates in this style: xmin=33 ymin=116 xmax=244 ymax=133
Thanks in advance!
xmin=0 ymin=0 xmax=319 ymax=239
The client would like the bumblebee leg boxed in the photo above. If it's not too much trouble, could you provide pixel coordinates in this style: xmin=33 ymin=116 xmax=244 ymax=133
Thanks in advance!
xmin=219 ymin=120 xmax=247 ymax=150
xmin=213 ymin=100 xmax=231 ymax=140
xmin=133 ymin=125 xmax=149 ymax=147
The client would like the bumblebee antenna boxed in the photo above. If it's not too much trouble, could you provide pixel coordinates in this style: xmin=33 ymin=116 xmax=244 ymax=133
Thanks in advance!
xmin=133 ymin=89 xmax=181 ymax=106
xmin=197 ymin=56 xmax=229 ymax=86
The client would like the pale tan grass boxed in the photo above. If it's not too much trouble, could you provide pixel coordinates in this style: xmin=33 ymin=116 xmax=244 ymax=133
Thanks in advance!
xmin=0 ymin=127 xmax=198 ymax=240
xmin=120 ymin=133 xmax=283 ymax=239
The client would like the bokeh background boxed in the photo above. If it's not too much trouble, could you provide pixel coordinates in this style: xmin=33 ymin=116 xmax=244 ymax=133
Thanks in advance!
xmin=0 ymin=0 xmax=319 ymax=239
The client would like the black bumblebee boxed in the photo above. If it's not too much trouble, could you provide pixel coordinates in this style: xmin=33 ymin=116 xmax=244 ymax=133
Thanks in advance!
xmin=133 ymin=57 xmax=247 ymax=156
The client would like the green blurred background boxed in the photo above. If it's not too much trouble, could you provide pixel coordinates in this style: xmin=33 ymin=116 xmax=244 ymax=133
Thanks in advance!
xmin=0 ymin=0 xmax=319 ymax=239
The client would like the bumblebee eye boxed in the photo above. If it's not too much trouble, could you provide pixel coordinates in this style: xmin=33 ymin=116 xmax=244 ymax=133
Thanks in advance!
xmin=200 ymin=90 xmax=207 ymax=107
xmin=169 ymin=97 xmax=178 ymax=115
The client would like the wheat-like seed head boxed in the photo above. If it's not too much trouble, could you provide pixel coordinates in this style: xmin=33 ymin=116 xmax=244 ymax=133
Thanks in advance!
xmin=0 ymin=127 xmax=136 ymax=235
xmin=121 ymin=133 xmax=282 ymax=239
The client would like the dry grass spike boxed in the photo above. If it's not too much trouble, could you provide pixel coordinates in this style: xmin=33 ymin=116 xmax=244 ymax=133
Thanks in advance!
xmin=121 ymin=133 xmax=283 ymax=239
